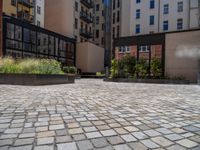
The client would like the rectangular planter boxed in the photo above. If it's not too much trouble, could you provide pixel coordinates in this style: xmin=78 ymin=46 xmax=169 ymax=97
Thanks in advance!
xmin=0 ymin=74 xmax=75 ymax=85
xmin=104 ymin=78 xmax=190 ymax=85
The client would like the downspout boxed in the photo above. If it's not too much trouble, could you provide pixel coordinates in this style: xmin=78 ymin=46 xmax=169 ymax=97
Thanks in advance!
xmin=198 ymin=60 xmax=200 ymax=85
xmin=158 ymin=0 xmax=160 ymax=32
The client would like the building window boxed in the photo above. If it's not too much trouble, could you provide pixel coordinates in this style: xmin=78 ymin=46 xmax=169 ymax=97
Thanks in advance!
xmin=150 ymin=0 xmax=155 ymax=9
xmin=136 ymin=9 xmax=140 ymax=19
xmin=96 ymin=30 xmax=99 ymax=38
xmin=117 ymin=11 xmax=120 ymax=22
xmin=11 ymin=0 xmax=16 ymax=6
xmin=96 ymin=16 xmax=99 ymax=25
xmin=113 ymin=0 xmax=116 ymax=10
xmin=37 ymin=21 xmax=40 ymax=27
xmin=163 ymin=4 xmax=169 ymax=14
xmin=75 ymin=2 xmax=78 ymax=11
xmin=113 ymin=27 xmax=115 ymax=38
xmin=113 ymin=13 xmax=115 ymax=23
xmin=139 ymin=46 xmax=150 ymax=53
xmin=150 ymin=15 xmax=154 ymax=25
xmin=119 ymin=46 xmax=130 ymax=53
xmin=101 ymin=37 xmax=104 ymax=45
xmin=102 ymin=24 xmax=104 ymax=30
xmin=75 ymin=18 xmax=78 ymax=29
xmin=178 ymin=1 xmax=183 ymax=12
xmin=177 ymin=19 xmax=183 ymax=29
xmin=136 ymin=0 xmax=141 ymax=4
xmin=136 ymin=24 xmax=140 ymax=34
xmin=117 ymin=0 xmax=120 ymax=7
xmin=163 ymin=21 xmax=168 ymax=31
xmin=96 ymin=4 xmax=100 ymax=11
xmin=37 ymin=6 xmax=41 ymax=14
xmin=117 ymin=26 xmax=120 ymax=37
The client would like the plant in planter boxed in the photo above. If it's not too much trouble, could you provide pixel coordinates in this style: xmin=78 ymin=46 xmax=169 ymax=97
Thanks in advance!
xmin=135 ymin=59 xmax=149 ymax=79
xmin=110 ymin=59 xmax=118 ymax=78
xmin=63 ymin=66 xmax=77 ymax=75
xmin=0 ymin=57 xmax=64 ymax=74
xmin=151 ymin=58 xmax=162 ymax=78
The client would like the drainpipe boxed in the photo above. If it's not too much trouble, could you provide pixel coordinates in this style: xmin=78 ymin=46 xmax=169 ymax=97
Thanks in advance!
xmin=198 ymin=59 xmax=200 ymax=85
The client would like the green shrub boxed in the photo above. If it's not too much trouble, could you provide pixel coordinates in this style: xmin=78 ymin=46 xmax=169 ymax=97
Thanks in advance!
xmin=135 ymin=59 xmax=149 ymax=79
xmin=151 ymin=58 xmax=162 ymax=78
xmin=63 ymin=66 xmax=77 ymax=74
xmin=0 ymin=57 xmax=64 ymax=74
xmin=110 ymin=55 xmax=136 ymax=79
xmin=96 ymin=72 xmax=105 ymax=77
xmin=110 ymin=59 xmax=118 ymax=78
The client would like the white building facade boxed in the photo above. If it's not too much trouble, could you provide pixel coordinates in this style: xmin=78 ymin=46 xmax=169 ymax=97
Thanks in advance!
xmin=112 ymin=0 xmax=200 ymax=38
xmin=34 ymin=0 xmax=45 ymax=27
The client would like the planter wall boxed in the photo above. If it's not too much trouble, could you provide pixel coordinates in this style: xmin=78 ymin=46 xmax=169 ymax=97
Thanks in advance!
xmin=0 ymin=74 xmax=75 ymax=85
xmin=104 ymin=78 xmax=190 ymax=85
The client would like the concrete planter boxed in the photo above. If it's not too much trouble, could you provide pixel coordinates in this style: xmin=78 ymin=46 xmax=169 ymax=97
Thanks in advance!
xmin=0 ymin=74 xmax=75 ymax=85
xmin=104 ymin=78 xmax=190 ymax=85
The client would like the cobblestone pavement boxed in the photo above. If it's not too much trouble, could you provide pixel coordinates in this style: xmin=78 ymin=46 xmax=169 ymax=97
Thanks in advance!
xmin=0 ymin=79 xmax=200 ymax=150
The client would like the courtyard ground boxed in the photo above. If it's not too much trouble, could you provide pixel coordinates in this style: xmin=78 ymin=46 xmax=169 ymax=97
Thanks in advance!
xmin=0 ymin=79 xmax=200 ymax=150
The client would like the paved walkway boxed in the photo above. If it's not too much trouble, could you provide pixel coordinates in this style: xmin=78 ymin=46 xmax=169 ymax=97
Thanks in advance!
xmin=0 ymin=79 xmax=200 ymax=150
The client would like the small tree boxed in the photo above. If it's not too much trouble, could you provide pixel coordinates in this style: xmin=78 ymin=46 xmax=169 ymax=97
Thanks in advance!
xmin=135 ymin=59 xmax=149 ymax=79
xmin=151 ymin=58 xmax=162 ymax=78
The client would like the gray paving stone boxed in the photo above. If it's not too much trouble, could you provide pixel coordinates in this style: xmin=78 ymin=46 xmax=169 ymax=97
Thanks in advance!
xmin=101 ymin=129 xmax=117 ymax=137
xmin=132 ymin=132 xmax=148 ymax=140
xmin=176 ymin=139 xmax=198 ymax=148
xmin=85 ymin=131 xmax=102 ymax=139
xmin=9 ymin=145 xmax=32 ymax=150
xmin=56 ymin=135 xmax=72 ymax=143
xmin=57 ymin=142 xmax=78 ymax=150
xmin=91 ymin=138 xmax=109 ymax=148
xmin=107 ymin=136 xmax=125 ymax=145
xmin=0 ymin=139 xmax=13 ymax=146
xmin=77 ymin=140 xmax=93 ymax=150
xmin=113 ymin=144 xmax=132 ymax=150
xmin=141 ymin=139 xmax=160 ymax=149
xmin=167 ymin=144 xmax=186 ymax=150
xmin=144 ymin=129 xmax=161 ymax=137
xmin=121 ymin=134 xmax=137 ymax=142
xmin=156 ymin=128 xmax=173 ymax=134
xmin=129 ymin=142 xmax=148 ymax=150
xmin=165 ymin=133 xmax=184 ymax=141
xmin=34 ymin=145 xmax=54 ymax=150
xmin=49 ymin=124 xmax=65 ymax=130
xmin=151 ymin=136 xmax=174 ymax=147
xmin=4 ymin=128 xmax=22 ymax=134
xmin=37 ymin=137 xmax=54 ymax=145
xmin=14 ymin=138 xmax=34 ymax=146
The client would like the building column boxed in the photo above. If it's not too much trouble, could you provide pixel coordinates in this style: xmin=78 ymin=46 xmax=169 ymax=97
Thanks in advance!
xmin=198 ymin=59 xmax=200 ymax=85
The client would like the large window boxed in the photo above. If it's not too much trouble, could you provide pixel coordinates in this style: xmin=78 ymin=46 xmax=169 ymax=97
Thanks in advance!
xmin=150 ymin=0 xmax=155 ymax=9
xmin=163 ymin=21 xmax=168 ymax=31
xmin=150 ymin=15 xmax=154 ymax=25
xmin=163 ymin=4 xmax=169 ymax=14
xmin=177 ymin=19 xmax=183 ymax=30
xmin=136 ymin=0 xmax=141 ymax=3
xmin=136 ymin=24 xmax=140 ymax=34
xmin=139 ymin=46 xmax=150 ymax=53
xmin=136 ymin=9 xmax=140 ymax=19
xmin=178 ymin=1 xmax=183 ymax=12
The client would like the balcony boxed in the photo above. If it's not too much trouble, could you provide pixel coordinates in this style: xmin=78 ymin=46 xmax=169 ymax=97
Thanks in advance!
xmin=80 ymin=0 xmax=93 ymax=9
xmin=80 ymin=11 xmax=93 ymax=23
xmin=80 ymin=29 xmax=93 ymax=39
xmin=17 ymin=11 xmax=34 ymax=23
xmin=18 ymin=0 xmax=33 ymax=8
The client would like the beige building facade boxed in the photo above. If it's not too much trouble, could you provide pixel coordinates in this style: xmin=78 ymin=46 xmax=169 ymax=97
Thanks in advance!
xmin=165 ymin=30 xmax=200 ymax=82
